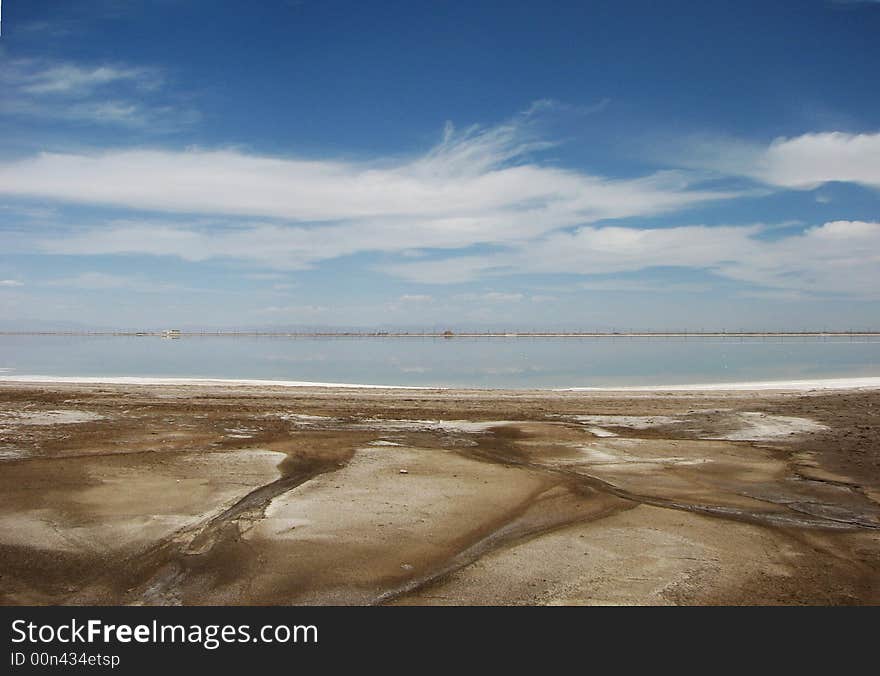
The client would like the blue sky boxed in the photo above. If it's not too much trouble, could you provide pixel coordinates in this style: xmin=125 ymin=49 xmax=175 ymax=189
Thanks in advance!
xmin=0 ymin=0 xmax=879 ymax=329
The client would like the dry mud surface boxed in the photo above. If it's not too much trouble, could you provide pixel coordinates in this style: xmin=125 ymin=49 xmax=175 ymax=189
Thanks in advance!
xmin=0 ymin=382 xmax=878 ymax=605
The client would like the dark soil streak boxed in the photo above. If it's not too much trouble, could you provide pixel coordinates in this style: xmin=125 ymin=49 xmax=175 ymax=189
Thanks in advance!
xmin=373 ymin=487 xmax=635 ymax=606
xmin=68 ymin=445 xmax=358 ymax=605
xmin=456 ymin=424 xmax=877 ymax=532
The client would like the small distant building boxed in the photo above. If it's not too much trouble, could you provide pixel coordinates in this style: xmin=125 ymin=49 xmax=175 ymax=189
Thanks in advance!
xmin=161 ymin=329 xmax=182 ymax=339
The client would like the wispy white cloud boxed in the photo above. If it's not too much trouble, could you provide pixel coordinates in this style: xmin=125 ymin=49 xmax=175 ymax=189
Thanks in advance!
xmin=0 ymin=128 xmax=732 ymax=224
xmin=16 ymin=19 xmax=80 ymax=37
xmin=12 ymin=62 xmax=161 ymax=95
xmin=682 ymin=131 xmax=880 ymax=190
xmin=0 ymin=279 xmax=25 ymax=287
xmin=37 ymin=219 xmax=878 ymax=300
xmin=387 ymin=220 xmax=880 ymax=298
xmin=6 ymin=104 xmax=878 ymax=300
xmin=4 ymin=113 xmax=740 ymax=274
xmin=455 ymin=292 xmax=525 ymax=303
xmin=0 ymin=58 xmax=195 ymax=128
xmin=45 ymin=272 xmax=178 ymax=292
xmin=386 ymin=224 xmax=760 ymax=282
xmin=579 ymin=279 xmax=712 ymax=293
xmin=257 ymin=304 xmax=330 ymax=316
xmin=0 ymin=204 xmax=59 ymax=220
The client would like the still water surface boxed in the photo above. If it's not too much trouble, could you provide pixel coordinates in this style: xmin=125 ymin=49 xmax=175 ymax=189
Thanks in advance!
xmin=2 ymin=334 xmax=879 ymax=388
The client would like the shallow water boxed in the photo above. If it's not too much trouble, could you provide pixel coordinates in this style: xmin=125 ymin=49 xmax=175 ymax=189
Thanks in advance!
xmin=1 ymin=334 xmax=879 ymax=388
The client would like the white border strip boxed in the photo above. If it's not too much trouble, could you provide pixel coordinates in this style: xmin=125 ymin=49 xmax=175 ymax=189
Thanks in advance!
xmin=0 ymin=375 xmax=430 ymax=389
xmin=556 ymin=377 xmax=880 ymax=392
xmin=1 ymin=374 xmax=880 ymax=391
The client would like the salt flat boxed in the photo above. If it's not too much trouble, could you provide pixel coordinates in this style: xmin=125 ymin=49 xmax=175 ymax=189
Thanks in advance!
xmin=0 ymin=381 xmax=878 ymax=605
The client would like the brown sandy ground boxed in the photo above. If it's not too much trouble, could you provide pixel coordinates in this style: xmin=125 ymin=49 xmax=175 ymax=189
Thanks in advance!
xmin=0 ymin=383 xmax=878 ymax=605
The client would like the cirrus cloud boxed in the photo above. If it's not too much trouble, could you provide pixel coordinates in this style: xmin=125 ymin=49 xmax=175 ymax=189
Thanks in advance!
xmin=0 ymin=58 xmax=195 ymax=128
xmin=4 ymin=107 xmax=878 ymax=301
xmin=386 ymin=220 xmax=880 ymax=298
xmin=682 ymin=131 xmax=880 ymax=190
xmin=0 ymin=114 xmax=738 ymax=251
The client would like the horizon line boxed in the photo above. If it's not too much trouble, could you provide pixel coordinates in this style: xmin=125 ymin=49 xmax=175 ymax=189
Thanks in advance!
xmin=2 ymin=330 xmax=880 ymax=338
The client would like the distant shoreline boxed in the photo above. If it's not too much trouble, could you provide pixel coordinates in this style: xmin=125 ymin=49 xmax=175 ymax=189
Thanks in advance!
xmin=1 ymin=330 xmax=879 ymax=338
xmin=2 ymin=374 xmax=880 ymax=392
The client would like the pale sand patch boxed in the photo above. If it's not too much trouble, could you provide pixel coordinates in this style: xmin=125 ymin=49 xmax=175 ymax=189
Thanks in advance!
xmin=0 ymin=447 xmax=29 ymax=461
xmin=0 ymin=409 xmax=105 ymax=425
xmin=517 ymin=430 xmax=880 ymax=529
xmin=574 ymin=414 xmax=682 ymax=429
xmin=514 ymin=432 xmax=791 ymax=515
xmin=238 ymin=445 xmax=554 ymax=604
xmin=572 ymin=410 xmax=827 ymax=442
xmin=0 ymin=510 xmax=90 ymax=552
xmin=586 ymin=426 xmax=617 ymax=437
xmin=706 ymin=411 xmax=828 ymax=441
xmin=573 ymin=442 xmax=709 ymax=467
xmin=353 ymin=419 xmax=516 ymax=433
xmin=793 ymin=454 xmax=862 ymax=487
xmin=224 ymin=427 xmax=257 ymax=439
xmin=0 ymin=449 xmax=285 ymax=553
xmin=390 ymin=505 xmax=808 ymax=605
xmin=269 ymin=413 xmax=341 ymax=425
xmin=574 ymin=438 xmax=785 ymax=499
